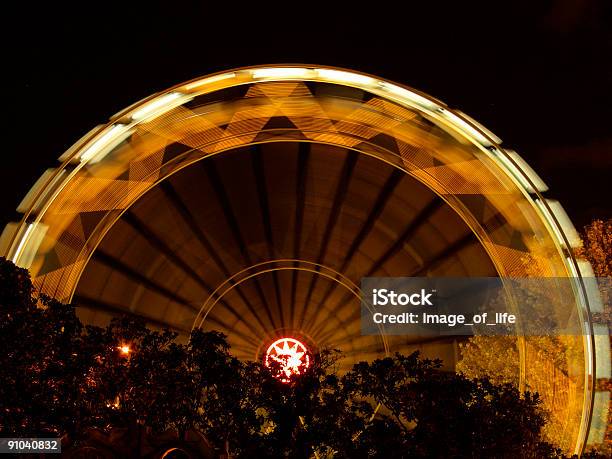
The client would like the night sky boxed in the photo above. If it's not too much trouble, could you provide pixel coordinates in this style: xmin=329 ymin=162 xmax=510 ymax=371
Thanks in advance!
xmin=4 ymin=1 xmax=611 ymax=233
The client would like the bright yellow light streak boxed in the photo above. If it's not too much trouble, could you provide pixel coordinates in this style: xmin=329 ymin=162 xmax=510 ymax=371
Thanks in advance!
xmin=379 ymin=82 xmax=439 ymax=111
xmin=78 ymin=124 xmax=133 ymax=164
xmin=130 ymin=92 xmax=187 ymax=122
xmin=506 ymin=150 xmax=549 ymax=192
xmin=589 ymin=391 xmax=610 ymax=443
xmin=58 ymin=125 xmax=105 ymax=163
xmin=547 ymin=200 xmax=581 ymax=248
xmin=455 ymin=110 xmax=502 ymax=144
xmin=576 ymin=260 xmax=603 ymax=313
xmin=489 ymin=148 xmax=549 ymax=194
xmin=565 ymin=253 xmax=594 ymax=381
xmin=252 ymin=67 xmax=313 ymax=79
xmin=585 ymin=319 xmax=594 ymax=377
xmin=17 ymin=169 xmax=67 ymax=213
xmin=594 ymin=326 xmax=611 ymax=379
xmin=439 ymin=108 xmax=493 ymax=146
xmin=184 ymin=72 xmax=236 ymax=90
xmin=535 ymin=198 xmax=568 ymax=249
xmin=315 ymin=68 xmax=376 ymax=87
xmin=11 ymin=223 xmax=34 ymax=264
xmin=14 ymin=223 xmax=47 ymax=269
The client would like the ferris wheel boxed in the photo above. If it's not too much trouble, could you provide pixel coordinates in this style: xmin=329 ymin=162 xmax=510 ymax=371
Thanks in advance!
xmin=0 ymin=65 xmax=606 ymax=454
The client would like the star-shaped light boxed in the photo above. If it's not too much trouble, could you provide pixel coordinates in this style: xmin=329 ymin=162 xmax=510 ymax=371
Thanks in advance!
xmin=118 ymin=344 xmax=131 ymax=355
xmin=264 ymin=337 xmax=311 ymax=382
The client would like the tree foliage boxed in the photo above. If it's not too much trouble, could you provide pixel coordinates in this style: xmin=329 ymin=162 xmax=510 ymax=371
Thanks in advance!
xmin=1 ymin=257 xmax=603 ymax=458
xmin=457 ymin=219 xmax=612 ymax=455
xmin=575 ymin=219 xmax=612 ymax=455
xmin=576 ymin=219 xmax=612 ymax=279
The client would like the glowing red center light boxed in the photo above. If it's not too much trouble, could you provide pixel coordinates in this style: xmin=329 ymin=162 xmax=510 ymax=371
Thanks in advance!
xmin=264 ymin=337 xmax=311 ymax=382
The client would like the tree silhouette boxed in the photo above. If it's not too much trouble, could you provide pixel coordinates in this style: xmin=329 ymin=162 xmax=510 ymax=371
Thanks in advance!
xmin=1 ymin=257 xmax=604 ymax=458
xmin=343 ymin=353 xmax=562 ymax=458
xmin=0 ymin=259 xmax=87 ymax=437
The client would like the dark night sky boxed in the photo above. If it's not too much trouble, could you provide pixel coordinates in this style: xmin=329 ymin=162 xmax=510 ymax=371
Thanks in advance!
xmin=3 ymin=1 xmax=611 ymax=233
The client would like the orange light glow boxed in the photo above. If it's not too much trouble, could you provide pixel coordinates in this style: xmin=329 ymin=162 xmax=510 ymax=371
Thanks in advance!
xmin=118 ymin=345 xmax=131 ymax=355
xmin=264 ymin=337 xmax=310 ymax=382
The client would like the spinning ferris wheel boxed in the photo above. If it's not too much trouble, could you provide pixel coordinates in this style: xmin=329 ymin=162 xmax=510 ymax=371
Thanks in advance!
xmin=1 ymin=65 xmax=607 ymax=454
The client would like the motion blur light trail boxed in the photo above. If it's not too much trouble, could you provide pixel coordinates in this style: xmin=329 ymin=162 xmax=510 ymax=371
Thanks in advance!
xmin=0 ymin=65 xmax=606 ymax=454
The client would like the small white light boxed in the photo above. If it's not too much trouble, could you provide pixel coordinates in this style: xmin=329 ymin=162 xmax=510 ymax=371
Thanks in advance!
xmin=118 ymin=344 xmax=131 ymax=355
